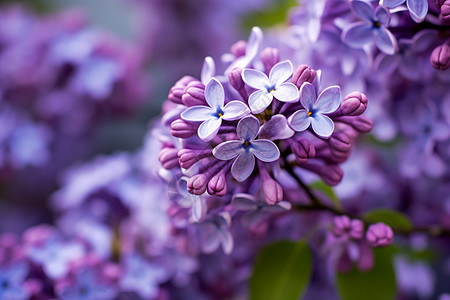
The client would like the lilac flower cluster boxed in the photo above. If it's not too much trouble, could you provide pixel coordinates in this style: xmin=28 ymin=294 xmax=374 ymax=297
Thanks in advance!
xmin=0 ymin=5 xmax=147 ymax=184
xmin=284 ymin=0 xmax=450 ymax=297
xmin=160 ymin=27 xmax=372 ymax=211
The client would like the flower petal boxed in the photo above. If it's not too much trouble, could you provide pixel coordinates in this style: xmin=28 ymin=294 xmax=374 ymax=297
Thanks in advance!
xmin=222 ymin=100 xmax=250 ymax=121
xmin=251 ymin=140 xmax=280 ymax=162
xmin=261 ymin=200 xmax=292 ymax=212
xmin=242 ymin=68 xmax=270 ymax=90
xmin=269 ymin=60 xmax=293 ymax=87
xmin=192 ymin=197 xmax=205 ymax=222
xmin=199 ymin=222 xmax=220 ymax=253
xmin=181 ymin=106 xmax=214 ymax=122
xmin=350 ymin=0 xmax=375 ymax=21
xmin=232 ymin=193 xmax=259 ymax=211
xmin=288 ymin=109 xmax=311 ymax=132
xmin=231 ymin=152 xmax=255 ymax=182
xmin=248 ymin=90 xmax=273 ymax=114
xmin=213 ymin=141 xmax=243 ymax=160
xmin=245 ymin=26 xmax=264 ymax=63
xmin=201 ymin=56 xmax=215 ymax=85
xmin=374 ymin=53 xmax=400 ymax=73
xmin=218 ymin=227 xmax=233 ymax=254
xmin=311 ymin=114 xmax=335 ymax=138
xmin=259 ymin=114 xmax=295 ymax=140
xmin=406 ymin=0 xmax=428 ymax=23
xmin=383 ymin=0 xmax=406 ymax=8
xmin=375 ymin=27 xmax=397 ymax=55
xmin=299 ymin=82 xmax=316 ymax=110
xmin=197 ymin=118 xmax=222 ymax=141
xmin=237 ymin=115 xmax=260 ymax=141
xmin=375 ymin=5 xmax=391 ymax=26
xmin=315 ymin=85 xmax=341 ymax=114
xmin=205 ymin=77 xmax=224 ymax=109
xmin=342 ymin=22 xmax=374 ymax=48
xmin=272 ymin=82 xmax=299 ymax=103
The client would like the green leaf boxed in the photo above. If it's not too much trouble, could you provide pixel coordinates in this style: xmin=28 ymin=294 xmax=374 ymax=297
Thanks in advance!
xmin=241 ymin=0 xmax=298 ymax=30
xmin=309 ymin=180 xmax=342 ymax=210
xmin=250 ymin=240 xmax=312 ymax=300
xmin=336 ymin=247 xmax=396 ymax=300
xmin=363 ymin=209 xmax=413 ymax=232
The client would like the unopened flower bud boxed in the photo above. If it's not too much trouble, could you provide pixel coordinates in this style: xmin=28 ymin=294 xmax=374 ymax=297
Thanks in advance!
xmin=292 ymin=138 xmax=316 ymax=163
xmin=168 ymin=76 xmax=196 ymax=104
xmin=262 ymin=178 xmax=283 ymax=205
xmin=292 ymin=65 xmax=316 ymax=88
xmin=158 ymin=148 xmax=180 ymax=170
xmin=338 ymin=92 xmax=368 ymax=116
xmin=430 ymin=40 xmax=450 ymax=70
xmin=228 ymin=67 xmax=247 ymax=99
xmin=182 ymin=81 xmax=206 ymax=107
xmin=187 ymin=174 xmax=208 ymax=195
xmin=321 ymin=165 xmax=344 ymax=186
xmin=231 ymin=40 xmax=247 ymax=58
xmin=366 ymin=223 xmax=394 ymax=247
xmin=332 ymin=216 xmax=351 ymax=237
xmin=328 ymin=132 xmax=352 ymax=154
xmin=207 ymin=172 xmax=227 ymax=196
xmin=170 ymin=119 xmax=196 ymax=138
xmin=440 ymin=1 xmax=450 ymax=24
xmin=260 ymin=47 xmax=281 ymax=74
xmin=178 ymin=149 xmax=212 ymax=169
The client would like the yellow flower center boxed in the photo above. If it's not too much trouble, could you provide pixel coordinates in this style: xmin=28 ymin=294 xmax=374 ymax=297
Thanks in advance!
xmin=308 ymin=111 xmax=312 ymax=116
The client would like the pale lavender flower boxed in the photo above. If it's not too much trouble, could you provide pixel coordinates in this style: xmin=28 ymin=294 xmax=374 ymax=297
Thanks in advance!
xmin=232 ymin=193 xmax=291 ymax=228
xmin=57 ymin=269 xmax=118 ymax=300
xmin=119 ymin=253 xmax=169 ymax=299
xmin=197 ymin=212 xmax=233 ymax=254
xmin=288 ymin=82 xmax=341 ymax=138
xmin=0 ymin=261 xmax=29 ymax=300
xmin=242 ymin=60 xmax=299 ymax=113
xmin=342 ymin=0 xmax=397 ymax=55
xmin=181 ymin=78 xmax=250 ymax=141
xmin=382 ymin=0 xmax=429 ymax=22
xmin=213 ymin=116 xmax=280 ymax=182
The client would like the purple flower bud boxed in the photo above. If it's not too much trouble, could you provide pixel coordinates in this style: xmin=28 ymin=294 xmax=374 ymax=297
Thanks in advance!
xmin=430 ymin=40 xmax=450 ymax=70
xmin=333 ymin=92 xmax=368 ymax=117
xmin=231 ymin=40 xmax=247 ymax=57
xmin=322 ymin=165 xmax=344 ymax=186
xmin=337 ymin=115 xmax=373 ymax=133
xmin=187 ymin=174 xmax=208 ymax=195
xmin=168 ymin=76 xmax=196 ymax=104
xmin=328 ymin=132 xmax=352 ymax=155
xmin=366 ymin=223 xmax=394 ymax=247
xmin=291 ymin=138 xmax=316 ymax=163
xmin=228 ymin=67 xmax=247 ymax=99
xmin=332 ymin=215 xmax=351 ymax=237
xmin=332 ymin=216 xmax=364 ymax=239
xmin=350 ymin=220 xmax=364 ymax=239
xmin=260 ymin=47 xmax=281 ymax=74
xmin=207 ymin=172 xmax=227 ymax=196
xmin=182 ymin=81 xmax=206 ymax=107
xmin=440 ymin=1 xmax=450 ymax=23
xmin=262 ymin=177 xmax=283 ymax=206
xmin=178 ymin=149 xmax=212 ymax=169
xmin=292 ymin=65 xmax=316 ymax=89
xmin=158 ymin=148 xmax=180 ymax=170
xmin=170 ymin=119 xmax=196 ymax=138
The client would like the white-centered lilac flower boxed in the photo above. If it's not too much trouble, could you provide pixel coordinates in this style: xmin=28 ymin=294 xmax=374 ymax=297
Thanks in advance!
xmin=242 ymin=60 xmax=299 ymax=114
xmin=181 ymin=78 xmax=250 ymax=142
xmin=342 ymin=0 xmax=397 ymax=55
xmin=288 ymin=82 xmax=341 ymax=138
xmin=213 ymin=115 xmax=280 ymax=182
xmin=382 ymin=0 xmax=428 ymax=23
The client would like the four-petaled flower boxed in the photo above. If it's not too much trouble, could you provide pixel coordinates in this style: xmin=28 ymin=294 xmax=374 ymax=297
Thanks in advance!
xmin=342 ymin=0 xmax=397 ymax=55
xmin=181 ymin=78 xmax=250 ymax=142
xmin=382 ymin=0 xmax=428 ymax=23
xmin=288 ymin=82 xmax=341 ymax=138
xmin=213 ymin=115 xmax=280 ymax=182
xmin=242 ymin=60 xmax=299 ymax=114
